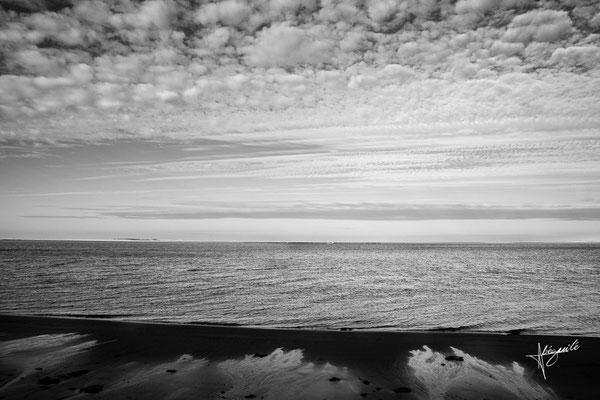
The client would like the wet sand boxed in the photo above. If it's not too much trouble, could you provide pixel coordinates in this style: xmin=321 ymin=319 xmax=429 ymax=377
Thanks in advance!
xmin=0 ymin=315 xmax=598 ymax=399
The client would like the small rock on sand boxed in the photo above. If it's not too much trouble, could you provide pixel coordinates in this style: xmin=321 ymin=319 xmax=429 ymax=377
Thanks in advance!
xmin=329 ymin=377 xmax=341 ymax=382
xmin=80 ymin=384 xmax=104 ymax=394
xmin=68 ymin=370 xmax=89 ymax=377
xmin=37 ymin=377 xmax=60 ymax=385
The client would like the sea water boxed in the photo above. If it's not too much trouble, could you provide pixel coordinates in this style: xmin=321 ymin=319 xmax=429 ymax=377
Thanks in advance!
xmin=0 ymin=240 xmax=598 ymax=336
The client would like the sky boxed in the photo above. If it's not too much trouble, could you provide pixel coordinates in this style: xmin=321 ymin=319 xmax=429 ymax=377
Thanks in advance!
xmin=0 ymin=0 xmax=599 ymax=242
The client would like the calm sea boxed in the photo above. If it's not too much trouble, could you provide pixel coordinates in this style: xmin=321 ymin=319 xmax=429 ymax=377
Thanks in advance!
xmin=1 ymin=240 xmax=598 ymax=336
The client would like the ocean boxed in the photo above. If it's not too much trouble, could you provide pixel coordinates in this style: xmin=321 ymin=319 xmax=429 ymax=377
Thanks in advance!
xmin=1 ymin=240 xmax=598 ymax=336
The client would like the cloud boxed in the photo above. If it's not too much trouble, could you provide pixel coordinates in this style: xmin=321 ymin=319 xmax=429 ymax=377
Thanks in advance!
xmin=22 ymin=11 xmax=85 ymax=46
xmin=194 ymin=0 xmax=252 ymax=27
xmin=455 ymin=0 xmax=527 ymax=17
xmin=203 ymin=26 xmax=232 ymax=49
xmin=0 ymin=0 xmax=598 ymax=148
xmin=109 ymin=0 xmax=174 ymax=30
xmin=94 ymin=204 xmax=600 ymax=221
xmin=1 ymin=0 xmax=77 ymax=14
xmin=73 ymin=0 xmax=111 ymax=25
xmin=270 ymin=0 xmax=318 ymax=16
xmin=549 ymin=45 xmax=600 ymax=70
xmin=13 ymin=48 xmax=66 ymax=75
xmin=489 ymin=40 xmax=524 ymax=56
xmin=502 ymin=9 xmax=573 ymax=43
xmin=365 ymin=0 xmax=401 ymax=24
xmin=317 ymin=0 xmax=360 ymax=23
xmin=244 ymin=22 xmax=335 ymax=67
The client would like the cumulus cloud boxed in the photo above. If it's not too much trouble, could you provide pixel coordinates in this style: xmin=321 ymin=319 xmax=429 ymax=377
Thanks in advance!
xmin=269 ymin=0 xmax=318 ymax=17
xmin=22 ymin=11 xmax=85 ymax=46
xmin=0 ymin=0 xmax=598 ymax=147
xmin=244 ymin=23 xmax=335 ymax=67
xmin=203 ymin=26 xmax=232 ymax=49
xmin=455 ymin=0 xmax=526 ymax=16
xmin=317 ymin=0 xmax=360 ymax=23
xmin=13 ymin=48 xmax=66 ymax=75
xmin=366 ymin=0 xmax=401 ymax=24
xmin=194 ymin=0 xmax=252 ymax=27
xmin=73 ymin=0 xmax=111 ymax=25
xmin=549 ymin=45 xmax=600 ymax=70
xmin=455 ymin=0 xmax=498 ymax=15
xmin=503 ymin=9 xmax=573 ymax=43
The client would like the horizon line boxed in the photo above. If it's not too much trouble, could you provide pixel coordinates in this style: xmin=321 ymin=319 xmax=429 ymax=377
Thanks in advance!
xmin=1 ymin=238 xmax=599 ymax=245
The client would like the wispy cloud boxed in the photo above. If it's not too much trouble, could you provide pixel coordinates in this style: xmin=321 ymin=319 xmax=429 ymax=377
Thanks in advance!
xmin=98 ymin=203 xmax=600 ymax=221
xmin=21 ymin=215 xmax=100 ymax=219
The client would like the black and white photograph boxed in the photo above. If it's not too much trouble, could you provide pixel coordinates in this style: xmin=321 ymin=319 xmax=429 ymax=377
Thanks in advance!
xmin=1 ymin=0 xmax=599 ymax=399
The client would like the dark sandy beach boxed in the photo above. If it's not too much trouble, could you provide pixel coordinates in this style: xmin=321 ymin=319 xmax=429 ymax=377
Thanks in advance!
xmin=0 ymin=315 xmax=597 ymax=399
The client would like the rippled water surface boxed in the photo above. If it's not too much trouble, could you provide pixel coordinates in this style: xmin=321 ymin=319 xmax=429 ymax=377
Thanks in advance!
xmin=1 ymin=241 xmax=598 ymax=336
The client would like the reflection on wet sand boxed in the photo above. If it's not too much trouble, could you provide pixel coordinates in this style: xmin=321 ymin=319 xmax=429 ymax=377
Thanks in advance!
xmin=1 ymin=335 xmax=555 ymax=400
xmin=2 ymin=317 xmax=595 ymax=400
xmin=407 ymin=345 xmax=558 ymax=400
